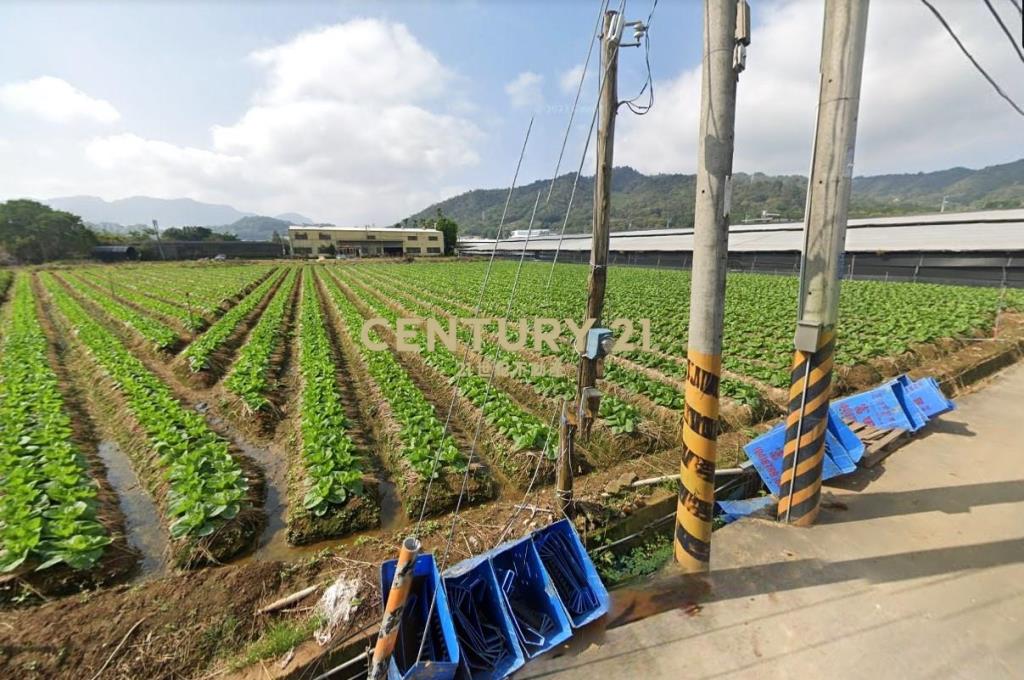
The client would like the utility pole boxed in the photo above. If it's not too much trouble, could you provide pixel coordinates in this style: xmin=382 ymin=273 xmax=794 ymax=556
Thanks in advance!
xmin=675 ymin=0 xmax=749 ymax=572
xmin=557 ymin=9 xmax=622 ymax=518
xmin=582 ymin=8 xmax=619 ymax=380
xmin=778 ymin=0 xmax=870 ymax=526
xmin=152 ymin=219 xmax=166 ymax=261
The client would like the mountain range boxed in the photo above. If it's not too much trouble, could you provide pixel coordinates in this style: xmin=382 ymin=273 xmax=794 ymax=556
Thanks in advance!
xmin=404 ymin=158 xmax=1024 ymax=238
xmin=41 ymin=195 xmax=313 ymax=241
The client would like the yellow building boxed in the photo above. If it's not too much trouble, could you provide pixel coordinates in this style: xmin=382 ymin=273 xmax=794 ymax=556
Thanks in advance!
xmin=288 ymin=226 xmax=444 ymax=258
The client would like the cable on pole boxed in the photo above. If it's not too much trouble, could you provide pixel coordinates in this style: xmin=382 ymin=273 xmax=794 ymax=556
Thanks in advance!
xmin=919 ymin=0 xmax=1024 ymax=117
xmin=619 ymin=0 xmax=659 ymax=115
xmin=545 ymin=0 xmax=627 ymax=291
xmin=546 ymin=0 xmax=611 ymax=204
xmin=982 ymin=0 xmax=1024 ymax=65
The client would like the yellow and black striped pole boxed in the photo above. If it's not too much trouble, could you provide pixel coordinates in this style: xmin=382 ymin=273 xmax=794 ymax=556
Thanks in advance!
xmin=676 ymin=351 xmax=722 ymax=569
xmin=675 ymin=0 xmax=745 ymax=572
xmin=779 ymin=0 xmax=869 ymax=525
xmin=368 ymin=536 xmax=421 ymax=680
xmin=778 ymin=330 xmax=834 ymax=525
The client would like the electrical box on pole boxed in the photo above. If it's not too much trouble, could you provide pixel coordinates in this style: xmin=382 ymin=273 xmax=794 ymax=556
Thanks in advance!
xmin=779 ymin=0 xmax=870 ymax=527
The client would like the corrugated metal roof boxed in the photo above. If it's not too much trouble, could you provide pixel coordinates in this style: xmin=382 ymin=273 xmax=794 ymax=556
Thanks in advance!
xmin=288 ymin=225 xmax=440 ymax=234
xmin=461 ymin=208 xmax=1024 ymax=254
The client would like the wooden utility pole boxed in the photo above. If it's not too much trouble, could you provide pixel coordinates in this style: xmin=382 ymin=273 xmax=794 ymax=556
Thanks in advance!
xmin=675 ymin=0 xmax=748 ymax=572
xmin=778 ymin=0 xmax=870 ymax=526
xmin=581 ymin=9 xmax=619 ymax=392
xmin=557 ymin=9 xmax=620 ymax=518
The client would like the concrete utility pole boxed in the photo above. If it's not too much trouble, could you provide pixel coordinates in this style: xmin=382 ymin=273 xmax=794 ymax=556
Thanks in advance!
xmin=557 ymin=9 xmax=620 ymax=518
xmin=675 ymin=0 xmax=749 ymax=572
xmin=778 ymin=0 xmax=870 ymax=526
xmin=152 ymin=219 xmax=166 ymax=261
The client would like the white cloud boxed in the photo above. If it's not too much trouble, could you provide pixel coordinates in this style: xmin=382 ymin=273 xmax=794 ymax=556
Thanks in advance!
xmin=559 ymin=64 xmax=587 ymax=95
xmin=617 ymin=0 xmax=1024 ymax=176
xmin=249 ymin=20 xmax=448 ymax=105
xmin=0 ymin=76 xmax=120 ymax=124
xmin=78 ymin=19 xmax=481 ymax=223
xmin=505 ymin=71 xmax=544 ymax=110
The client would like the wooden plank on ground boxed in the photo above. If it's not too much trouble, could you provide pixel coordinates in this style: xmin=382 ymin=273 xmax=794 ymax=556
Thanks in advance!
xmin=860 ymin=428 xmax=908 ymax=468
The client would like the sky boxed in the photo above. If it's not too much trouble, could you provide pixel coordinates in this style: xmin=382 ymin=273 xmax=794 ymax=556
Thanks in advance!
xmin=0 ymin=0 xmax=1021 ymax=225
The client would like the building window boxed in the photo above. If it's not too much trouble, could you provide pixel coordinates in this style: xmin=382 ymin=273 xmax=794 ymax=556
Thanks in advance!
xmin=366 ymin=234 xmax=376 ymax=240
xmin=294 ymin=232 xmax=308 ymax=240
xmin=427 ymin=247 xmax=441 ymax=254
xmin=407 ymin=247 xmax=421 ymax=254
xmin=293 ymin=246 xmax=312 ymax=254
xmin=407 ymin=235 xmax=418 ymax=241
xmin=428 ymin=235 xmax=438 ymax=241
xmin=319 ymin=233 xmax=331 ymax=240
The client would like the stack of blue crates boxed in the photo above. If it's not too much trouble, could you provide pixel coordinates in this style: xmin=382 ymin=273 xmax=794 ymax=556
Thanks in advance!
xmin=380 ymin=520 xmax=609 ymax=680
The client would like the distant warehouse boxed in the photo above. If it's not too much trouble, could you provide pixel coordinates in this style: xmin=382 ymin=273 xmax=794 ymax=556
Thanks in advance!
xmin=289 ymin=225 xmax=444 ymax=258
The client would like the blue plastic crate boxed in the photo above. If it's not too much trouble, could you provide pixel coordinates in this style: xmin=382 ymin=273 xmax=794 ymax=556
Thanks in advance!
xmin=380 ymin=553 xmax=460 ymax=680
xmin=833 ymin=383 xmax=917 ymax=432
xmin=744 ymin=420 xmax=851 ymax=495
xmin=531 ymin=519 xmax=610 ymax=628
xmin=717 ymin=495 xmax=777 ymax=524
xmin=887 ymin=376 xmax=929 ymax=431
xmin=905 ymin=376 xmax=955 ymax=418
xmin=828 ymin=406 xmax=865 ymax=463
xmin=443 ymin=555 xmax=525 ymax=680
xmin=489 ymin=536 xmax=572 ymax=659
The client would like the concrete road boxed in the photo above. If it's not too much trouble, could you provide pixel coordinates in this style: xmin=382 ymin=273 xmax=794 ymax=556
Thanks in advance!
xmin=521 ymin=363 xmax=1024 ymax=679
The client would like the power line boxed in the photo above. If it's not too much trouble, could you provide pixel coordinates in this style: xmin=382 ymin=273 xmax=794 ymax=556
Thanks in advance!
xmin=919 ymin=0 xmax=1024 ymax=118
xmin=546 ymin=0 xmax=610 ymax=204
xmin=620 ymin=0 xmax=659 ymax=115
xmin=983 ymin=0 xmax=1024 ymax=65
xmin=1006 ymin=0 xmax=1022 ymax=18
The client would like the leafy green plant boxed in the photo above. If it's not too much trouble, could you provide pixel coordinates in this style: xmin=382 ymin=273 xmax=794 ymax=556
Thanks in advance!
xmin=319 ymin=269 xmax=466 ymax=479
xmin=61 ymin=271 xmax=179 ymax=351
xmin=225 ymin=267 xmax=298 ymax=411
xmin=182 ymin=268 xmax=285 ymax=371
xmin=41 ymin=273 xmax=249 ymax=542
xmin=0 ymin=274 xmax=111 ymax=573
xmin=294 ymin=268 xmax=364 ymax=516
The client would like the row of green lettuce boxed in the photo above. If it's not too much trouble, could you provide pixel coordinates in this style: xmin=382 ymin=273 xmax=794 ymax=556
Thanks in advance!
xmin=294 ymin=268 xmax=365 ymax=515
xmin=318 ymin=269 xmax=466 ymax=479
xmin=42 ymin=273 xmax=250 ymax=541
xmin=224 ymin=268 xmax=299 ymax=411
xmin=0 ymin=274 xmax=111 ymax=573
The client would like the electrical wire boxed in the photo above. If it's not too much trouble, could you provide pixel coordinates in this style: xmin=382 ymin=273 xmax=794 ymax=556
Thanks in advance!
xmin=545 ymin=0 xmax=627 ymax=291
xmin=1006 ymin=0 xmax=1022 ymax=17
xmin=919 ymin=0 xmax=1024 ymax=118
xmin=412 ymin=117 xmax=534 ymax=533
xmin=619 ymin=0 xmax=659 ymax=115
xmin=547 ymin=0 xmax=610 ymax=204
xmin=982 ymin=0 xmax=1024 ymax=65
xmin=412 ymin=189 xmax=547 ymax=667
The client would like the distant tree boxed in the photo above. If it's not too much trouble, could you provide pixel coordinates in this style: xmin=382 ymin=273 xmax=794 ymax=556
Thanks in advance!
xmin=161 ymin=225 xmax=239 ymax=241
xmin=0 ymin=199 xmax=97 ymax=263
xmin=270 ymin=230 xmax=282 ymax=244
xmin=433 ymin=208 xmax=459 ymax=255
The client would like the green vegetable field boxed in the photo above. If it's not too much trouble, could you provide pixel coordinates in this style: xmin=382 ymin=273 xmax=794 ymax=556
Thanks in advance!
xmin=0 ymin=258 xmax=1020 ymax=592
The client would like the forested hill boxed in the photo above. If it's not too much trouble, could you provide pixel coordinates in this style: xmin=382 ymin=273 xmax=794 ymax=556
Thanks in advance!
xmin=404 ymin=158 xmax=1024 ymax=238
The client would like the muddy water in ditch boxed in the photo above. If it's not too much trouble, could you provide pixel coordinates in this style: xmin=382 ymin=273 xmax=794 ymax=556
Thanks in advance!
xmin=230 ymin=434 xmax=407 ymax=564
xmin=97 ymin=441 xmax=171 ymax=578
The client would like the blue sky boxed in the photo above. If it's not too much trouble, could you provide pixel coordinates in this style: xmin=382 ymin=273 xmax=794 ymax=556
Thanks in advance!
xmin=0 ymin=1 xmax=1020 ymax=224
